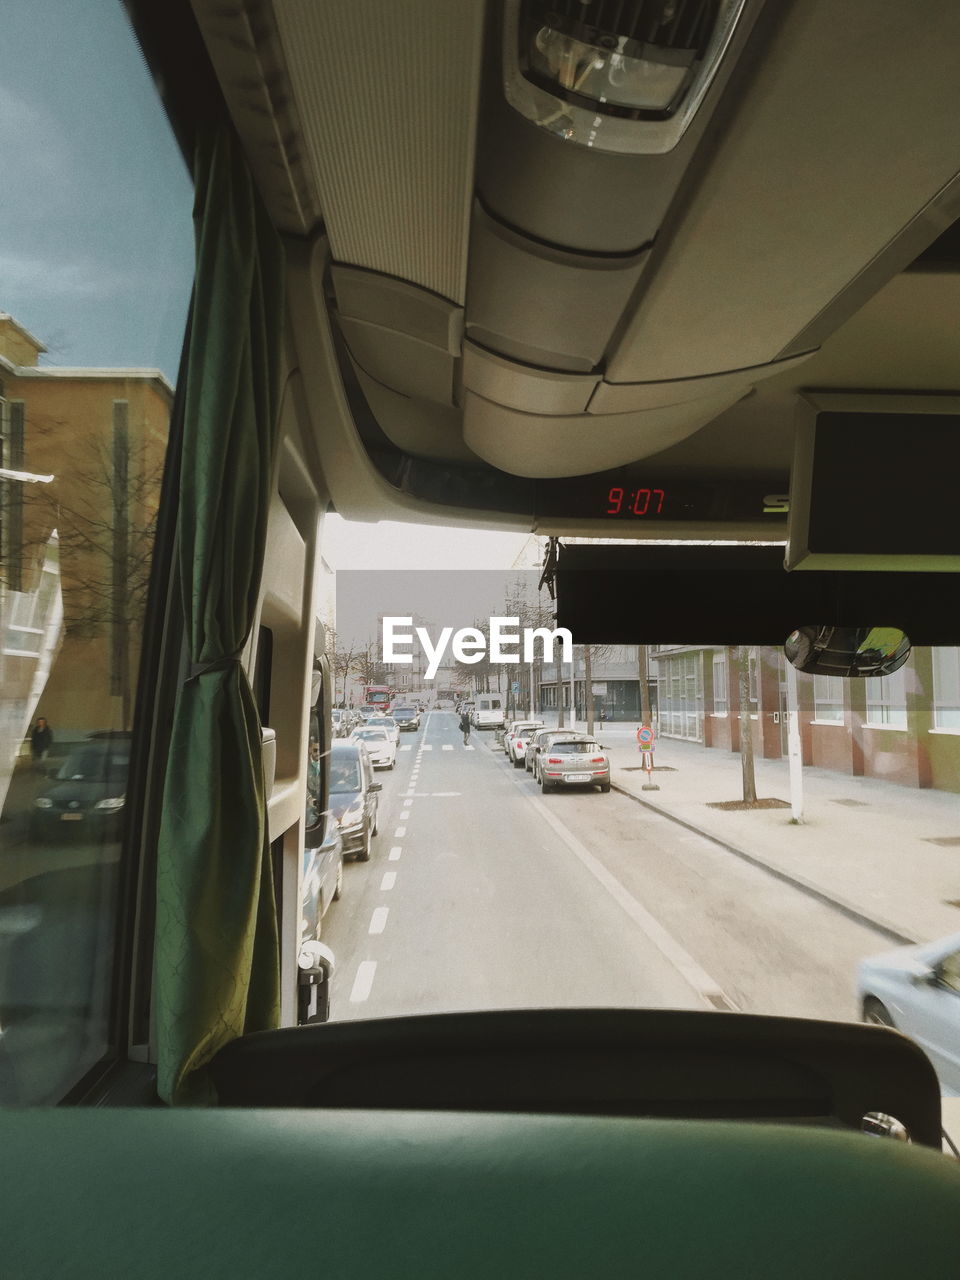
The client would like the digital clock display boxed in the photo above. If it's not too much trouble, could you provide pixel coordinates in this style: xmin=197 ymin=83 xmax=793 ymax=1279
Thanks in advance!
xmin=605 ymin=487 xmax=666 ymax=516
xmin=533 ymin=472 xmax=789 ymax=522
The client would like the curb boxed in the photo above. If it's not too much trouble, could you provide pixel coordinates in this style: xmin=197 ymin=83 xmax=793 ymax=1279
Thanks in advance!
xmin=610 ymin=780 xmax=921 ymax=948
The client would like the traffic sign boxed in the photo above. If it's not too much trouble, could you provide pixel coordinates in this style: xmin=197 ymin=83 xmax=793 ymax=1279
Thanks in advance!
xmin=511 ymin=682 xmax=520 ymax=694
xmin=637 ymin=726 xmax=654 ymax=747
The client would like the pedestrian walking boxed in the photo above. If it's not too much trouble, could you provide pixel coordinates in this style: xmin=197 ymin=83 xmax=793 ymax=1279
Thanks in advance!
xmin=459 ymin=708 xmax=472 ymax=746
xmin=30 ymin=716 xmax=53 ymax=766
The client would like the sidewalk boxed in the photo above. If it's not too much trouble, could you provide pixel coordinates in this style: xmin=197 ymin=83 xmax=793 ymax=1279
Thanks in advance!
xmin=535 ymin=715 xmax=960 ymax=946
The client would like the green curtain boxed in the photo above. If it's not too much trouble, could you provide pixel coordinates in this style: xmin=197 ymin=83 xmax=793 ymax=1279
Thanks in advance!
xmin=155 ymin=125 xmax=284 ymax=1104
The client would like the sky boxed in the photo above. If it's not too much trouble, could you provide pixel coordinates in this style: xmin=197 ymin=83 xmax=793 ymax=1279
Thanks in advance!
xmin=321 ymin=514 xmax=534 ymax=572
xmin=0 ymin=2 xmax=194 ymax=383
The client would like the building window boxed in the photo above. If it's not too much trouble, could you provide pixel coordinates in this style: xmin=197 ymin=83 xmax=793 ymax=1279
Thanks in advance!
xmin=712 ymin=651 xmax=727 ymax=715
xmin=813 ymin=674 xmax=844 ymax=723
xmin=932 ymin=647 xmax=960 ymax=729
xmin=865 ymin=667 xmax=907 ymax=727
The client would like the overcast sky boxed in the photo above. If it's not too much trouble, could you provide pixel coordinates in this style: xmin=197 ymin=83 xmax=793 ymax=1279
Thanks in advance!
xmin=1 ymin=2 xmax=194 ymax=382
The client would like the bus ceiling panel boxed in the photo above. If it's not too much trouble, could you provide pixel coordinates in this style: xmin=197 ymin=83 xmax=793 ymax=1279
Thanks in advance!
xmin=461 ymin=385 xmax=749 ymax=479
xmin=273 ymin=0 xmax=484 ymax=304
xmin=602 ymin=0 xmax=960 ymax=385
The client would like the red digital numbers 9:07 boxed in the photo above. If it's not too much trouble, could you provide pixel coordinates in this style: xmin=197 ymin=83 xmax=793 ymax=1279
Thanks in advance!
xmin=606 ymin=487 xmax=666 ymax=516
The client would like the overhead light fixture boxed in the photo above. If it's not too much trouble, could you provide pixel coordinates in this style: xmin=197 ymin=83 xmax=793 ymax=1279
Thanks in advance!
xmin=0 ymin=467 xmax=54 ymax=483
xmin=503 ymin=0 xmax=748 ymax=154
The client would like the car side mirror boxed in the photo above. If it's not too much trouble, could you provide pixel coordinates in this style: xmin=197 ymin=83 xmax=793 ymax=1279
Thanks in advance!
xmin=908 ymin=962 xmax=937 ymax=986
xmin=369 ymin=781 xmax=382 ymax=793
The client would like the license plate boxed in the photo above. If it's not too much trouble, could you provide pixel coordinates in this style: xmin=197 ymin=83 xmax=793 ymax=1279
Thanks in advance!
xmin=566 ymin=773 xmax=590 ymax=783
xmin=60 ymin=813 xmax=84 ymax=821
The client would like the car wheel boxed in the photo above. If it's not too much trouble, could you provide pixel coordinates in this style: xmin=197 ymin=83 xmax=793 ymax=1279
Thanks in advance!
xmin=356 ymin=824 xmax=372 ymax=861
xmin=863 ymin=997 xmax=895 ymax=1027
xmin=540 ymin=775 xmax=554 ymax=793
xmin=333 ymin=856 xmax=343 ymax=901
xmin=600 ymin=783 xmax=611 ymax=793
xmin=512 ymin=756 xmax=524 ymax=769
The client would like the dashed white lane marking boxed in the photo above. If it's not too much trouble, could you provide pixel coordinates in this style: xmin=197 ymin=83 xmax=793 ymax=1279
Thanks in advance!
xmin=349 ymin=961 xmax=377 ymax=1003
xmin=400 ymin=745 xmax=413 ymax=752
xmin=420 ymin=744 xmax=433 ymax=751
xmin=523 ymin=788 xmax=738 ymax=1013
xmin=380 ymin=872 xmax=397 ymax=890
xmin=369 ymin=907 xmax=389 ymax=935
xmin=394 ymin=826 xmax=407 ymax=838
xmin=442 ymin=744 xmax=454 ymax=751
xmin=389 ymin=846 xmax=402 ymax=861
xmin=400 ymin=810 xmax=411 ymax=821
xmin=430 ymin=791 xmax=461 ymax=797
xmin=464 ymin=745 xmax=475 ymax=751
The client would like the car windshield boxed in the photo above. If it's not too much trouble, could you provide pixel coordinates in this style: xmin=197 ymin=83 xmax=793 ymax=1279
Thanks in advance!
xmin=329 ymin=759 xmax=362 ymax=792
xmin=355 ymin=729 xmax=388 ymax=741
xmin=551 ymin=742 xmax=601 ymax=754
xmin=55 ymin=750 xmax=129 ymax=783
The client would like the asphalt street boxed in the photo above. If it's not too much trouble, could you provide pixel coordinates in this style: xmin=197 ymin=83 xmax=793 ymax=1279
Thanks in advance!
xmin=322 ymin=712 xmax=895 ymax=1025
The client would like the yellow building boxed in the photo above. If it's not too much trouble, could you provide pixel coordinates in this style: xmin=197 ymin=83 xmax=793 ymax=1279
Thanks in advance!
xmin=1 ymin=311 xmax=173 ymax=752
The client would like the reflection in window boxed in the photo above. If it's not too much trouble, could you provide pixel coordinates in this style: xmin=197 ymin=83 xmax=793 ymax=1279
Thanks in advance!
xmin=865 ymin=668 xmax=908 ymax=727
xmin=813 ymin=674 xmax=844 ymax=723
xmin=0 ymin=1 xmax=192 ymax=1102
xmin=932 ymin=647 xmax=960 ymax=729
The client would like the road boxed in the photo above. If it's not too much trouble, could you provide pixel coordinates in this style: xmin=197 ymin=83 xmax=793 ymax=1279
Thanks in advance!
xmin=322 ymin=711 xmax=894 ymax=1024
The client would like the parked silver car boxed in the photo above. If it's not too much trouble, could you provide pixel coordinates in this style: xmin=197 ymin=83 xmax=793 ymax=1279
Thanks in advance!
xmin=524 ymin=728 xmax=586 ymax=777
xmin=504 ymin=721 xmax=544 ymax=767
xmin=857 ymin=931 xmax=960 ymax=1095
xmin=538 ymin=738 xmax=611 ymax=794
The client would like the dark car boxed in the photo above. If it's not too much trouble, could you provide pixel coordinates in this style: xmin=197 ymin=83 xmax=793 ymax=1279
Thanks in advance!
xmin=30 ymin=734 xmax=131 ymax=842
xmin=392 ymin=706 xmax=420 ymax=731
xmin=328 ymin=741 xmax=381 ymax=861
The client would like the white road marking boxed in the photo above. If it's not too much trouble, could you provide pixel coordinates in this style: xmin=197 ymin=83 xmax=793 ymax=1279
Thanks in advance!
xmin=369 ymin=907 xmax=389 ymax=935
xmin=524 ymin=790 xmax=737 ymax=1012
xmin=420 ymin=744 xmax=433 ymax=751
xmin=463 ymin=745 xmax=475 ymax=751
xmin=442 ymin=744 xmax=454 ymax=751
xmin=389 ymin=846 xmax=402 ymax=861
xmin=349 ymin=961 xmax=377 ymax=1003
xmin=400 ymin=810 xmax=411 ymax=821
xmin=380 ymin=872 xmax=397 ymax=890
xmin=429 ymin=791 xmax=461 ymax=797
xmin=400 ymin=745 xmax=412 ymax=752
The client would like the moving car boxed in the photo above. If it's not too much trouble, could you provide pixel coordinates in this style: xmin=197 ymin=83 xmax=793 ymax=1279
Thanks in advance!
xmin=328 ymin=742 xmax=381 ymax=862
xmin=30 ymin=733 xmax=131 ymax=842
xmin=301 ymin=812 xmax=344 ymax=944
xmin=349 ymin=726 xmax=397 ymax=770
xmin=538 ymin=739 xmax=612 ymax=794
xmin=858 ymin=933 xmax=960 ymax=1095
xmin=391 ymin=706 xmax=421 ymax=732
xmin=365 ymin=715 xmax=400 ymax=745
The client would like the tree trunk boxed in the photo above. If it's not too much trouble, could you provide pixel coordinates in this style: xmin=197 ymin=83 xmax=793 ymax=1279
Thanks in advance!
xmin=638 ymin=644 xmax=652 ymax=726
xmin=738 ymin=646 xmax=758 ymax=803
xmin=585 ymin=645 xmax=594 ymax=735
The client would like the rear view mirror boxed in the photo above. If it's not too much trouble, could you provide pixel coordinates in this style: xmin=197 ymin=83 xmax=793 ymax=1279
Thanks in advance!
xmin=784 ymin=626 xmax=911 ymax=677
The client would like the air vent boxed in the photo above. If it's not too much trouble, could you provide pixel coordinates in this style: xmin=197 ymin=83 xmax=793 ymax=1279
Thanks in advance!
xmin=503 ymin=0 xmax=747 ymax=154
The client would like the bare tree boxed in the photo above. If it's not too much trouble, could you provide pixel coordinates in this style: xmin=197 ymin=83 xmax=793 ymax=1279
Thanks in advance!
xmin=737 ymin=645 xmax=758 ymax=803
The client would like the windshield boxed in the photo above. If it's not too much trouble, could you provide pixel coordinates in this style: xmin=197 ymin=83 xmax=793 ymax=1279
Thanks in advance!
xmin=354 ymin=729 xmax=388 ymax=741
xmin=317 ymin=531 xmax=960 ymax=1108
xmin=55 ymin=750 xmax=129 ymax=782
xmin=330 ymin=758 xmax=363 ymax=793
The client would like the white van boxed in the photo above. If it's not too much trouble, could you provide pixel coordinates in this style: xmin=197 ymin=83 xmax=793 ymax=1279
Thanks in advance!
xmin=472 ymin=695 xmax=504 ymax=729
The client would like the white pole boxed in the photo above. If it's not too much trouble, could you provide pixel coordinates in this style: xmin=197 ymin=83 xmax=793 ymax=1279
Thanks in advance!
xmin=786 ymin=660 xmax=804 ymax=823
xmin=529 ymin=658 xmax=535 ymax=719
xmin=569 ymin=655 xmax=577 ymax=732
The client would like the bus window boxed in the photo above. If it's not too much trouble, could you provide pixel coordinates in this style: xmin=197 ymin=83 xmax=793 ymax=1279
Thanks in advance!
xmin=0 ymin=0 xmax=193 ymax=1102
